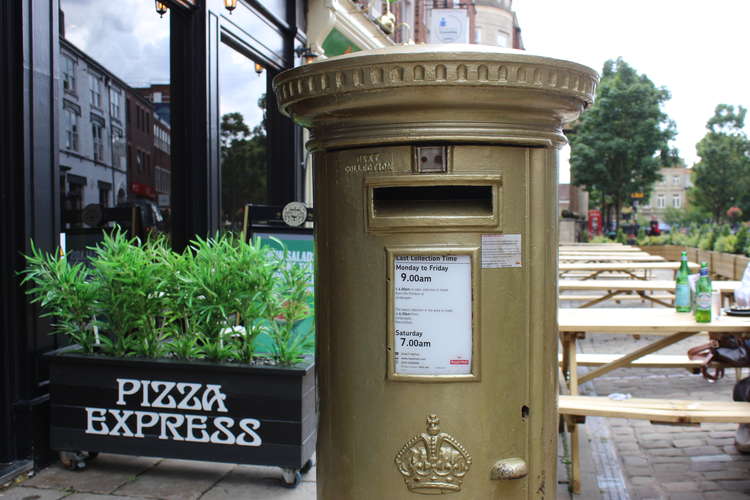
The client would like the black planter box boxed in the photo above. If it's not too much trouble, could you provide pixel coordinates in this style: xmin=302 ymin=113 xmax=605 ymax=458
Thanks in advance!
xmin=45 ymin=347 xmax=316 ymax=473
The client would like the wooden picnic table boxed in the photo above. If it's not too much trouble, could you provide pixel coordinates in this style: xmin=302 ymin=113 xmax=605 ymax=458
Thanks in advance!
xmin=557 ymin=307 xmax=750 ymax=492
xmin=559 ymin=250 xmax=652 ymax=256
xmin=559 ymin=279 xmax=741 ymax=308
xmin=559 ymin=245 xmax=641 ymax=252
xmin=559 ymin=261 xmax=699 ymax=280
xmin=559 ymin=254 xmax=665 ymax=263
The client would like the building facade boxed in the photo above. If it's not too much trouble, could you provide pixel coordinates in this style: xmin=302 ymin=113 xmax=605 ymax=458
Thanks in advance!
xmin=154 ymin=116 xmax=172 ymax=211
xmin=559 ymin=183 xmax=589 ymax=216
xmin=637 ymin=166 xmax=692 ymax=221
xmin=407 ymin=0 xmax=523 ymax=48
xmin=474 ymin=0 xmax=523 ymax=48
xmin=60 ymin=38 xmax=128 ymax=224
xmin=125 ymin=90 xmax=157 ymax=202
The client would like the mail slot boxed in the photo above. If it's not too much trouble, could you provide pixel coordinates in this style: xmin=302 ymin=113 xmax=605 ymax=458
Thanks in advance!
xmin=274 ymin=45 xmax=597 ymax=499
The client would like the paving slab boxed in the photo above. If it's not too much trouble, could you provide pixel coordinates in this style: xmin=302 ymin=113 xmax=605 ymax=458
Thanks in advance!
xmin=0 ymin=486 xmax=67 ymax=500
xmin=66 ymin=495 xmax=144 ymax=500
xmin=112 ymin=459 xmax=233 ymax=500
xmin=23 ymin=455 xmax=159 ymax=494
xmin=200 ymin=465 xmax=316 ymax=500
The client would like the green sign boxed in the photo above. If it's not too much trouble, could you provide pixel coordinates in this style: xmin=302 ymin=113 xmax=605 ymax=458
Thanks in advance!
xmin=254 ymin=232 xmax=314 ymax=277
xmin=253 ymin=232 xmax=315 ymax=355
xmin=322 ymin=28 xmax=361 ymax=57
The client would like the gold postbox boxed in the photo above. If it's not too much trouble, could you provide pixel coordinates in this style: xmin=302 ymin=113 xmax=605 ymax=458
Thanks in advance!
xmin=273 ymin=45 xmax=597 ymax=499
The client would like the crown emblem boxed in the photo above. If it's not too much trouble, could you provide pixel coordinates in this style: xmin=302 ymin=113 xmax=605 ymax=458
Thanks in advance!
xmin=394 ymin=414 xmax=472 ymax=494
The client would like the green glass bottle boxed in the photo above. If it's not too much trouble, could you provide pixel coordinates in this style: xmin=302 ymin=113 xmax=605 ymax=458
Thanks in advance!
xmin=694 ymin=262 xmax=712 ymax=323
xmin=675 ymin=251 xmax=691 ymax=312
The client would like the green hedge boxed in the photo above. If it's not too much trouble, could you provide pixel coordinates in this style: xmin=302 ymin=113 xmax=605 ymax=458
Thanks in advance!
xmin=639 ymin=224 xmax=750 ymax=256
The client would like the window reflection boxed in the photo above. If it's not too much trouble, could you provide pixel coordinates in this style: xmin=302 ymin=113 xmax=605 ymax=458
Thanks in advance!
xmin=59 ymin=0 xmax=171 ymax=255
xmin=219 ymin=43 xmax=268 ymax=232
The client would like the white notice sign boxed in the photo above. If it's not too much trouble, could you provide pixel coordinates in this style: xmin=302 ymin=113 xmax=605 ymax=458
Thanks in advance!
xmin=481 ymin=234 xmax=522 ymax=268
xmin=393 ymin=255 xmax=472 ymax=375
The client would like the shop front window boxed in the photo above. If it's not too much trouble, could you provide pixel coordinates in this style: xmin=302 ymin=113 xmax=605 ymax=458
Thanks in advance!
xmin=64 ymin=107 xmax=79 ymax=151
xmin=219 ymin=43 xmax=268 ymax=232
xmin=110 ymin=88 xmax=121 ymax=120
xmin=90 ymin=74 xmax=102 ymax=109
xmin=63 ymin=54 xmax=77 ymax=93
xmin=92 ymin=121 xmax=104 ymax=162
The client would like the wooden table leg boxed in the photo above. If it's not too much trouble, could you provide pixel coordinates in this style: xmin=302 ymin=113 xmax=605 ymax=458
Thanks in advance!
xmin=578 ymin=290 xmax=621 ymax=308
xmin=560 ymin=332 xmax=582 ymax=493
xmin=621 ymin=269 xmax=648 ymax=280
xmin=636 ymin=290 xmax=674 ymax=308
xmin=578 ymin=331 xmax=696 ymax=385
xmin=581 ymin=270 xmax=604 ymax=281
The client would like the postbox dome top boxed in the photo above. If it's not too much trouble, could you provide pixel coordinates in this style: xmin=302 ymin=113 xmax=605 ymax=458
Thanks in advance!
xmin=273 ymin=44 xmax=598 ymax=150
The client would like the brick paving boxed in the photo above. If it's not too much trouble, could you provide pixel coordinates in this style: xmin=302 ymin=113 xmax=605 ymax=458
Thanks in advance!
xmin=577 ymin=336 xmax=750 ymax=499
xmin=0 ymin=452 xmax=576 ymax=499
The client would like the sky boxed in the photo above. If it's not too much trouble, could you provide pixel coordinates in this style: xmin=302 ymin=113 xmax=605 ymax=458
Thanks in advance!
xmin=512 ymin=0 xmax=750 ymax=182
xmin=61 ymin=0 xmax=267 ymax=129
xmin=62 ymin=0 xmax=170 ymax=87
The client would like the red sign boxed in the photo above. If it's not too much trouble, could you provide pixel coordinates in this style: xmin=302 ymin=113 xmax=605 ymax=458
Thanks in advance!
xmin=587 ymin=210 xmax=602 ymax=235
xmin=131 ymin=182 xmax=156 ymax=200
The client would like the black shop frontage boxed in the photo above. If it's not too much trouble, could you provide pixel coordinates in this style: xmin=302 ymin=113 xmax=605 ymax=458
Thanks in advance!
xmin=0 ymin=0 xmax=307 ymax=479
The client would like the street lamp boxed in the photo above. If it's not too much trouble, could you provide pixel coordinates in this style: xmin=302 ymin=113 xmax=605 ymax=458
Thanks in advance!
xmin=224 ymin=0 xmax=238 ymax=14
xmin=254 ymin=63 xmax=264 ymax=75
xmin=155 ymin=1 xmax=168 ymax=17
xmin=294 ymin=46 xmax=320 ymax=65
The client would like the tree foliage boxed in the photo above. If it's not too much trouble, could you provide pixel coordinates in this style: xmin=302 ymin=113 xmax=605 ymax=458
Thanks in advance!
xmin=690 ymin=104 xmax=750 ymax=223
xmin=662 ymin=205 xmax=710 ymax=228
xmin=220 ymin=99 xmax=268 ymax=229
xmin=570 ymin=58 xmax=676 ymax=229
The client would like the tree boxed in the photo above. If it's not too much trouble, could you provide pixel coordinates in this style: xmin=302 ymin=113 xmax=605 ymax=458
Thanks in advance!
xmin=220 ymin=102 xmax=268 ymax=229
xmin=663 ymin=205 xmax=710 ymax=228
xmin=570 ymin=58 xmax=676 ymax=230
xmin=690 ymin=105 xmax=750 ymax=223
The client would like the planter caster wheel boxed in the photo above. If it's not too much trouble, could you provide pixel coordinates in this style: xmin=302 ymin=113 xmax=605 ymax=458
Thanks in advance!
xmin=59 ymin=451 xmax=92 ymax=471
xmin=300 ymin=458 xmax=314 ymax=475
xmin=281 ymin=468 xmax=302 ymax=488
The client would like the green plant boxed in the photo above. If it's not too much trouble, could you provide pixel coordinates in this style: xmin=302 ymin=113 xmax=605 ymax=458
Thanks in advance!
xmin=686 ymin=228 xmax=702 ymax=248
xmin=20 ymin=243 xmax=99 ymax=353
xmin=168 ymin=332 xmax=205 ymax=360
xmin=670 ymin=231 xmax=690 ymax=246
xmin=736 ymin=226 xmax=749 ymax=255
xmin=267 ymin=260 xmax=315 ymax=365
xmin=589 ymin=235 xmax=611 ymax=243
xmin=645 ymin=235 xmax=668 ymax=246
xmin=636 ymin=226 xmax=647 ymax=245
xmin=715 ymin=234 xmax=738 ymax=253
xmin=21 ymin=228 xmax=314 ymax=366
xmin=698 ymin=235 xmax=713 ymax=250
xmin=173 ymin=234 xmax=284 ymax=363
xmin=697 ymin=226 xmax=720 ymax=251
xmin=88 ymin=230 xmax=173 ymax=358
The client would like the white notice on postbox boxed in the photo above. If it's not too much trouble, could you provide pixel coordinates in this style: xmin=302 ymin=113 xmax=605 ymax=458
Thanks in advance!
xmin=393 ymin=255 xmax=472 ymax=376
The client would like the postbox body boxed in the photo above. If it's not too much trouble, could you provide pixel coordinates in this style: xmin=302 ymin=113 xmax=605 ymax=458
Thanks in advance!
xmin=274 ymin=45 xmax=596 ymax=499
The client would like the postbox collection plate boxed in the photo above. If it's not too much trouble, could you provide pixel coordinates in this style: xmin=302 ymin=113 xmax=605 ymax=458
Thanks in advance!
xmin=386 ymin=246 xmax=481 ymax=382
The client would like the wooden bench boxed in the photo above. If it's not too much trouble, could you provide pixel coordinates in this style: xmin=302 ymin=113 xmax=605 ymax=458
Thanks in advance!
xmin=557 ymin=353 xmax=701 ymax=370
xmin=559 ymin=294 xmax=674 ymax=303
xmin=559 ymin=395 xmax=750 ymax=424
